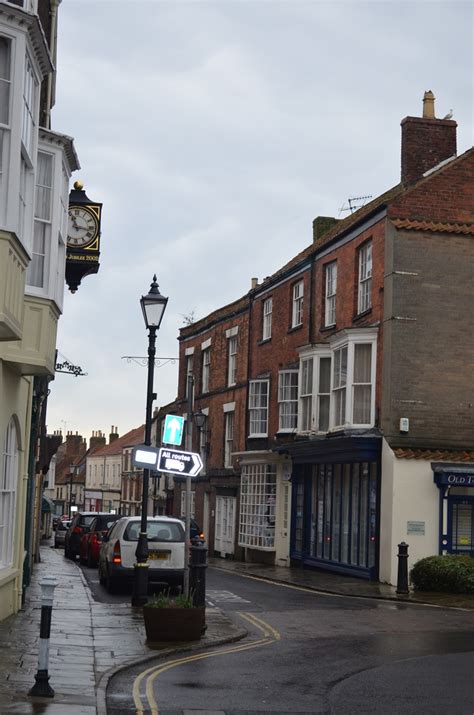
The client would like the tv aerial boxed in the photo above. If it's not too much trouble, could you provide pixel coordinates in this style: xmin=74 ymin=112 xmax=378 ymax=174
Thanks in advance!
xmin=339 ymin=195 xmax=372 ymax=215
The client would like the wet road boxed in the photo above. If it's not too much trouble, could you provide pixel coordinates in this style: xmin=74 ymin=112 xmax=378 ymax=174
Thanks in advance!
xmin=101 ymin=567 xmax=474 ymax=714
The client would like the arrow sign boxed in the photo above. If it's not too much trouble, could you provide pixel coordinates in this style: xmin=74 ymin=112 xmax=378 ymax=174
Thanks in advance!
xmin=163 ymin=414 xmax=185 ymax=446
xmin=158 ymin=448 xmax=203 ymax=477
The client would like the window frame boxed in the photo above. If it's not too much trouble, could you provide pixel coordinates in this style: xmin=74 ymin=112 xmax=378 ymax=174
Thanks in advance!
xmin=291 ymin=280 xmax=304 ymax=328
xmin=238 ymin=463 xmax=277 ymax=550
xmin=0 ymin=418 xmax=18 ymax=569
xmin=227 ymin=335 xmax=237 ymax=387
xmin=248 ymin=379 xmax=269 ymax=437
xmin=278 ymin=370 xmax=299 ymax=432
xmin=224 ymin=411 xmax=234 ymax=468
xmin=357 ymin=241 xmax=372 ymax=314
xmin=262 ymin=297 xmax=272 ymax=341
xmin=201 ymin=347 xmax=210 ymax=394
xmin=330 ymin=329 xmax=377 ymax=429
xmin=324 ymin=261 xmax=337 ymax=327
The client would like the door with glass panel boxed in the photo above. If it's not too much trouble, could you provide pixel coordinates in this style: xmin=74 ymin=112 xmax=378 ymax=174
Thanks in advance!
xmin=215 ymin=496 xmax=236 ymax=556
xmin=448 ymin=498 xmax=474 ymax=556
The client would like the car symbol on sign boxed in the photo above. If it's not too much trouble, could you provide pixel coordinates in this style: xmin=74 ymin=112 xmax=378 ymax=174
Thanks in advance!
xmin=165 ymin=458 xmax=185 ymax=472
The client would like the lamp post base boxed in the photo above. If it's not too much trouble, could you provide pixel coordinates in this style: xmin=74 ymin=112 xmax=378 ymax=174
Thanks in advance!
xmin=29 ymin=670 xmax=54 ymax=698
xmin=131 ymin=563 xmax=149 ymax=607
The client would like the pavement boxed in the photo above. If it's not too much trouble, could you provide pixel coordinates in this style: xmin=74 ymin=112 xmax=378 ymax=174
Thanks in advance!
xmin=1 ymin=543 xmax=473 ymax=715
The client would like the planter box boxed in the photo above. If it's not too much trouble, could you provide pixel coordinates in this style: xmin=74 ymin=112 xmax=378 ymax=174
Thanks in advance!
xmin=143 ymin=606 xmax=204 ymax=642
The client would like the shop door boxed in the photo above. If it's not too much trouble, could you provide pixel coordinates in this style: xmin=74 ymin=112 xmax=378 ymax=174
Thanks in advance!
xmin=448 ymin=498 xmax=474 ymax=556
xmin=215 ymin=496 xmax=236 ymax=557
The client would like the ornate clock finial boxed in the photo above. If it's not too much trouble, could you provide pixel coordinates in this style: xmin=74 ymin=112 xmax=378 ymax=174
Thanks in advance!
xmin=73 ymin=180 xmax=84 ymax=190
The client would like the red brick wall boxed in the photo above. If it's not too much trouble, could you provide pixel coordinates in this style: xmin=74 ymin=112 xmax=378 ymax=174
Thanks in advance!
xmin=312 ymin=219 xmax=386 ymax=417
xmin=401 ymin=116 xmax=457 ymax=185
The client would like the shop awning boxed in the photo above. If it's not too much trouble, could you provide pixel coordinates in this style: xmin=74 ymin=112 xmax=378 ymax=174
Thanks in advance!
xmin=41 ymin=495 xmax=55 ymax=513
xmin=273 ymin=431 xmax=382 ymax=464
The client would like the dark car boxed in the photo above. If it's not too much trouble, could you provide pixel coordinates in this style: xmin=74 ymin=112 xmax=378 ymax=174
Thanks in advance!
xmin=182 ymin=518 xmax=205 ymax=543
xmin=79 ymin=513 xmax=121 ymax=567
xmin=64 ymin=511 xmax=102 ymax=560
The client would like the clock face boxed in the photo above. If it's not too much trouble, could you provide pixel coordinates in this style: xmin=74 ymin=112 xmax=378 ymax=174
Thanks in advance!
xmin=67 ymin=206 xmax=99 ymax=247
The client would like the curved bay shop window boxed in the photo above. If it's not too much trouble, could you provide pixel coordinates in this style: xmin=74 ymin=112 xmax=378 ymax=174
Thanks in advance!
xmin=239 ymin=464 xmax=276 ymax=549
xmin=292 ymin=460 xmax=378 ymax=578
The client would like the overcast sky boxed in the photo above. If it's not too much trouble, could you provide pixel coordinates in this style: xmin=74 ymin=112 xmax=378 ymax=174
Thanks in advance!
xmin=47 ymin=0 xmax=473 ymax=442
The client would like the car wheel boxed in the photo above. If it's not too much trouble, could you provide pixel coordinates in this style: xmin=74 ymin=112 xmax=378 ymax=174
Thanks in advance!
xmin=105 ymin=566 xmax=118 ymax=594
xmin=98 ymin=562 xmax=106 ymax=586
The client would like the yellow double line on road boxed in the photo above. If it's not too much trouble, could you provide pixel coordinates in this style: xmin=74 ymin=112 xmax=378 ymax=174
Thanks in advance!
xmin=132 ymin=612 xmax=280 ymax=714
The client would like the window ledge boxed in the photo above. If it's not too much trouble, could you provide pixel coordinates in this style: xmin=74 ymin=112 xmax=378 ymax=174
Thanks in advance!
xmin=257 ymin=337 xmax=272 ymax=346
xmin=287 ymin=324 xmax=303 ymax=334
xmin=353 ymin=308 xmax=372 ymax=323
xmin=320 ymin=324 xmax=336 ymax=334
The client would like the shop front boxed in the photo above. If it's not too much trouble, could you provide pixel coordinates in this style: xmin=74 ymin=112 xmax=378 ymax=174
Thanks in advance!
xmin=433 ymin=465 xmax=474 ymax=557
xmin=281 ymin=433 xmax=382 ymax=579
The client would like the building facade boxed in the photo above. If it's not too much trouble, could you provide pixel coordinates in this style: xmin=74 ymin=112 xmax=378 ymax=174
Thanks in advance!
xmin=0 ymin=0 xmax=80 ymax=620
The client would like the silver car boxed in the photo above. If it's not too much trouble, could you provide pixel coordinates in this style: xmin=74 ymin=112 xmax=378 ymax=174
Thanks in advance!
xmin=98 ymin=516 xmax=185 ymax=594
xmin=54 ymin=520 xmax=71 ymax=548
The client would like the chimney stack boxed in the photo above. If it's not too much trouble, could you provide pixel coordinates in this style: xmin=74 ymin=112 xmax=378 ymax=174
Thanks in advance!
xmin=251 ymin=277 xmax=258 ymax=290
xmin=312 ymin=216 xmax=339 ymax=247
xmin=89 ymin=430 xmax=106 ymax=451
xmin=400 ymin=91 xmax=457 ymax=185
xmin=109 ymin=425 xmax=119 ymax=443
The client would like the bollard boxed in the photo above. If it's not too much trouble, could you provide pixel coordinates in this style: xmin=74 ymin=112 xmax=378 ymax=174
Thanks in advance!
xmin=28 ymin=576 xmax=58 ymax=698
xmin=189 ymin=541 xmax=207 ymax=633
xmin=396 ymin=541 xmax=409 ymax=595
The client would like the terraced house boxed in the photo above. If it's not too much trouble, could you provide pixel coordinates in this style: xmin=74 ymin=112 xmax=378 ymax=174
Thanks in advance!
xmin=0 ymin=0 xmax=80 ymax=620
xmin=168 ymin=93 xmax=474 ymax=584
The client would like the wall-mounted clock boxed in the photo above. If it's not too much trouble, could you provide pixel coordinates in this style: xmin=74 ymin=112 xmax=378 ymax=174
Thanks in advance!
xmin=66 ymin=181 xmax=103 ymax=293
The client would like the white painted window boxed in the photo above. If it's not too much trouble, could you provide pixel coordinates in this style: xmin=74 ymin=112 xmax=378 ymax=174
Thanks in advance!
xmin=21 ymin=53 xmax=37 ymax=160
xmin=201 ymin=348 xmax=210 ymax=393
xmin=262 ymin=297 xmax=272 ymax=340
xmin=332 ymin=345 xmax=348 ymax=427
xmin=198 ymin=415 xmax=208 ymax=474
xmin=180 ymin=489 xmax=195 ymax=518
xmin=227 ymin=335 xmax=237 ymax=386
xmin=299 ymin=357 xmax=313 ymax=432
xmin=0 ymin=418 xmax=18 ymax=569
xmin=224 ymin=411 xmax=234 ymax=468
xmin=292 ymin=280 xmax=304 ymax=327
xmin=18 ymin=157 xmax=28 ymax=237
xmin=358 ymin=241 xmax=372 ymax=314
xmin=331 ymin=330 xmax=377 ymax=428
xmin=325 ymin=262 xmax=337 ymax=327
xmin=317 ymin=357 xmax=331 ymax=432
xmin=27 ymin=151 xmax=53 ymax=288
xmin=248 ymin=380 xmax=269 ymax=437
xmin=278 ymin=370 xmax=298 ymax=431
xmin=185 ymin=355 xmax=193 ymax=398
xmin=239 ymin=463 xmax=276 ymax=550
xmin=0 ymin=37 xmax=11 ymax=207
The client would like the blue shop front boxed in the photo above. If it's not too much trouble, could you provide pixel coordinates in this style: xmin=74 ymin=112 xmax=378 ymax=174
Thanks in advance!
xmin=278 ymin=432 xmax=382 ymax=580
xmin=433 ymin=464 xmax=474 ymax=557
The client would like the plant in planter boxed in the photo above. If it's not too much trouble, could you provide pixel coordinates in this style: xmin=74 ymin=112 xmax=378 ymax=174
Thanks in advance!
xmin=143 ymin=590 xmax=204 ymax=643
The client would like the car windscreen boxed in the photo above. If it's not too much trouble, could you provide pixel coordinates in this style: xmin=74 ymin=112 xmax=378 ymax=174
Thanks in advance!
xmin=96 ymin=516 xmax=119 ymax=531
xmin=79 ymin=515 xmax=97 ymax=530
xmin=124 ymin=521 xmax=185 ymax=542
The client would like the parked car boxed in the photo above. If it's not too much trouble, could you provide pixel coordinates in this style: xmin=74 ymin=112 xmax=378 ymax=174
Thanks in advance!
xmin=79 ymin=513 xmax=122 ymax=567
xmin=64 ymin=511 xmax=102 ymax=560
xmin=54 ymin=520 xmax=71 ymax=548
xmin=98 ymin=516 xmax=185 ymax=594
xmin=184 ymin=518 xmax=205 ymax=544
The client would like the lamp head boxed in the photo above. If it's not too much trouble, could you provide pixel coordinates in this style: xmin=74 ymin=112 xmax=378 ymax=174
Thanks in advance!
xmin=141 ymin=275 xmax=168 ymax=330
xmin=194 ymin=409 xmax=206 ymax=429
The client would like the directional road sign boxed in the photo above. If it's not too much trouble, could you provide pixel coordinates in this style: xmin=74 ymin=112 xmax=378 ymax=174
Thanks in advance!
xmin=132 ymin=445 xmax=160 ymax=471
xmin=163 ymin=414 xmax=185 ymax=446
xmin=158 ymin=448 xmax=203 ymax=477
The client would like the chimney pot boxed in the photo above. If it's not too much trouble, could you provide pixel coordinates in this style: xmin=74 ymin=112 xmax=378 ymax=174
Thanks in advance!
xmin=251 ymin=277 xmax=258 ymax=290
xmin=423 ymin=90 xmax=436 ymax=119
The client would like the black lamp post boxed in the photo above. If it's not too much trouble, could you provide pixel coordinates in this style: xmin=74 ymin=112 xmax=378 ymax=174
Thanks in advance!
xmin=131 ymin=275 xmax=168 ymax=608
xmin=68 ymin=465 xmax=76 ymax=518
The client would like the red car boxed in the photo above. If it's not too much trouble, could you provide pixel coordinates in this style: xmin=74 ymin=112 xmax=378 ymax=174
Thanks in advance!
xmin=79 ymin=513 xmax=121 ymax=567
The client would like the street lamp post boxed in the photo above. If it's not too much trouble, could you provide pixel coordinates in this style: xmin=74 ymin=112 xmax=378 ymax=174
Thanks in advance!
xmin=183 ymin=404 xmax=206 ymax=597
xmin=131 ymin=275 xmax=168 ymax=608
xmin=68 ymin=465 xmax=76 ymax=518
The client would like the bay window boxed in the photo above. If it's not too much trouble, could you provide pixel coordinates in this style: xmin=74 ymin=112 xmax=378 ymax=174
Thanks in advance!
xmin=27 ymin=151 xmax=53 ymax=288
xmin=248 ymin=379 xmax=269 ymax=436
xmin=298 ymin=329 xmax=377 ymax=433
xmin=239 ymin=463 xmax=276 ymax=549
xmin=21 ymin=53 xmax=37 ymax=159
xmin=278 ymin=370 xmax=298 ymax=431
xmin=0 ymin=36 xmax=11 ymax=206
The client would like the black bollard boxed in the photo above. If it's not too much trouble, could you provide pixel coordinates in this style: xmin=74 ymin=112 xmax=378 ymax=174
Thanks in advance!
xmin=189 ymin=541 xmax=207 ymax=632
xmin=29 ymin=576 xmax=58 ymax=697
xmin=396 ymin=541 xmax=409 ymax=595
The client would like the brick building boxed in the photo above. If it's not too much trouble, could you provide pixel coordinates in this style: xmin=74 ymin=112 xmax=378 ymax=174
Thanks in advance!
xmin=170 ymin=93 xmax=473 ymax=583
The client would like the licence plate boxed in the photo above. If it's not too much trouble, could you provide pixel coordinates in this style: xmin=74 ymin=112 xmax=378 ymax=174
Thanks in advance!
xmin=148 ymin=551 xmax=170 ymax=561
